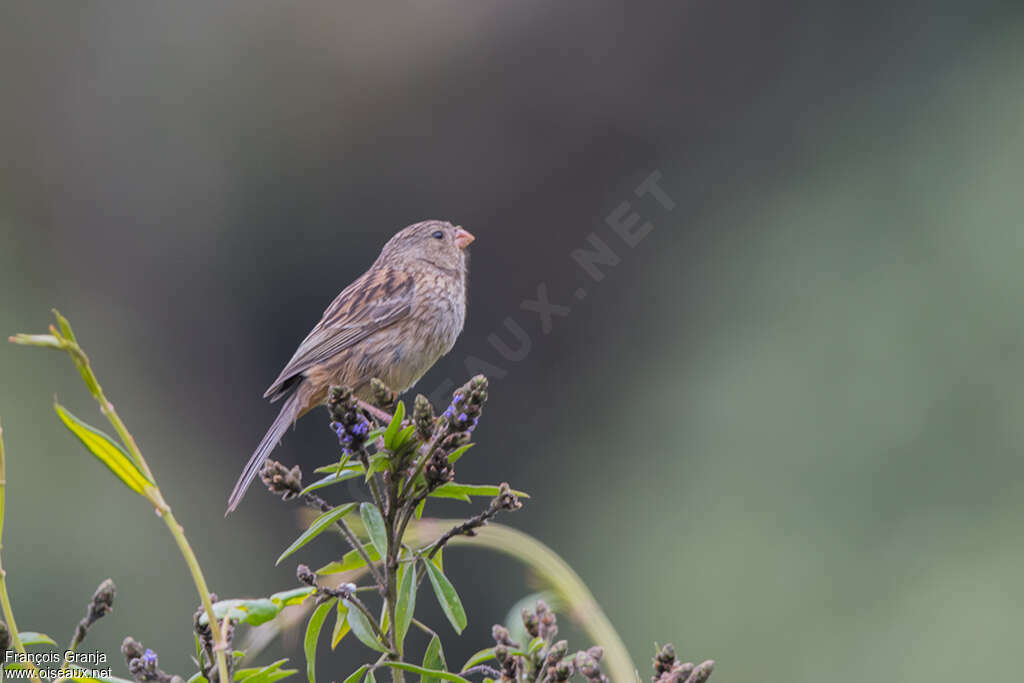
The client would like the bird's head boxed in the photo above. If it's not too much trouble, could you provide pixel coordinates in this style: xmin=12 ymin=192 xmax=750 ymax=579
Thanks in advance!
xmin=381 ymin=219 xmax=474 ymax=275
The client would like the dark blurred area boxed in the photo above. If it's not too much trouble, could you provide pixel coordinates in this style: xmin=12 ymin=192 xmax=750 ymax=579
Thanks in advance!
xmin=2 ymin=1 xmax=1024 ymax=681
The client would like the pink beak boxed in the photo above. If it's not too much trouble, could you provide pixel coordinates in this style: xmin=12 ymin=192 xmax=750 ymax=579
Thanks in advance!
xmin=454 ymin=226 xmax=475 ymax=249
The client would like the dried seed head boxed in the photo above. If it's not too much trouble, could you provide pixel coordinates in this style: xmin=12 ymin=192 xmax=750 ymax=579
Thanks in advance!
xmin=413 ymin=394 xmax=436 ymax=439
xmin=261 ymin=460 xmax=303 ymax=500
xmin=296 ymin=564 xmax=317 ymax=586
xmin=547 ymin=640 xmax=569 ymax=663
xmin=521 ymin=607 xmax=540 ymax=638
xmin=370 ymin=378 xmax=397 ymax=410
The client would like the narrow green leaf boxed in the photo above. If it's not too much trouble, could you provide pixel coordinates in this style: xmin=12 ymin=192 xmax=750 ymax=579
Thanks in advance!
xmin=344 ymin=599 xmax=388 ymax=653
xmin=185 ymin=675 xmax=209 ymax=683
xmin=235 ymin=659 xmax=298 ymax=683
xmin=396 ymin=424 xmax=417 ymax=448
xmin=460 ymin=648 xmax=497 ymax=671
xmin=270 ymin=586 xmax=315 ymax=607
xmin=365 ymin=453 xmax=390 ymax=480
xmin=19 ymin=632 xmax=57 ymax=647
xmin=423 ymin=560 xmax=467 ymax=634
xmin=197 ymin=599 xmax=279 ymax=627
xmin=341 ymin=666 xmax=368 ymax=683
xmin=55 ymin=403 xmax=151 ymax=494
xmin=430 ymin=483 xmax=529 ymax=500
xmin=314 ymin=462 xmax=361 ymax=475
xmin=299 ymin=468 xmax=363 ymax=495
xmin=383 ymin=401 xmax=406 ymax=450
xmin=427 ymin=488 xmax=470 ymax=502
xmin=382 ymin=662 xmax=469 ymax=682
xmin=331 ymin=600 xmax=350 ymax=649
xmin=432 ymin=547 xmax=444 ymax=572
xmin=317 ymin=546 xmax=381 ymax=575
xmin=395 ymin=563 xmax=417 ymax=654
xmin=276 ymin=502 xmax=358 ymax=565
xmin=446 ymin=443 xmax=474 ymax=465
xmin=304 ymin=597 xmax=336 ymax=683
xmin=52 ymin=308 xmax=78 ymax=343
xmin=8 ymin=333 xmax=62 ymax=349
xmin=363 ymin=671 xmax=377 ymax=683
xmin=360 ymin=503 xmax=388 ymax=558
xmin=239 ymin=668 xmax=298 ymax=683
xmin=423 ymin=634 xmax=447 ymax=683
xmin=414 ymin=498 xmax=426 ymax=519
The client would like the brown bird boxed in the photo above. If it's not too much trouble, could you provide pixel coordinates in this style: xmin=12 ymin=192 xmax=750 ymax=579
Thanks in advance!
xmin=226 ymin=220 xmax=474 ymax=514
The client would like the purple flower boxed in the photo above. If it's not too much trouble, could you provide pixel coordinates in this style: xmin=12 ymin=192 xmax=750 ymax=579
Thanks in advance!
xmin=142 ymin=650 xmax=157 ymax=666
xmin=458 ymin=412 xmax=468 ymax=423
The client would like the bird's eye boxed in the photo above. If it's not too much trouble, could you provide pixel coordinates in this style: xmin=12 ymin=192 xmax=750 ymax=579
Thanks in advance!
xmin=431 ymin=230 xmax=444 ymax=240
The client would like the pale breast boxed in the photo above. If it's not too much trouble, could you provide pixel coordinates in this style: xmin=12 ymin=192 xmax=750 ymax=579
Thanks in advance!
xmin=328 ymin=267 xmax=465 ymax=397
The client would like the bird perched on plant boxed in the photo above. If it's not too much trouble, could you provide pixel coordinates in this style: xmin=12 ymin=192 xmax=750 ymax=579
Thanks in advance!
xmin=226 ymin=220 xmax=475 ymax=514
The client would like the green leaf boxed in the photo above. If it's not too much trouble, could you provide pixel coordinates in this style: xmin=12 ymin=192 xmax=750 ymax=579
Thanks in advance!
xmin=19 ymin=631 xmax=57 ymax=647
xmin=304 ymin=598 xmax=336 ymax=683
xmin=430 ymin=483 xmax=529 ymax=500
xmin=317 ymin=546 xmax=381 ymax=575
xmin=331 ymin=600 xmax=350 ymax=650
xmin=344 ymin=599 xmax=388 ymax=653
xmin=395 ymin=562 xmax=417 ymax=654
xmin=432 ymin=547 xmax=444 ymax=572
xmin=55 ymin=402 xmax=151 ymax=494
xmin=423 ymin=560 xmax=467 ymax=634
xmin=383 ymin=401 xmax=406 ymax=450
xmin=341 ymin=666 xmax=368 ymax=683
xmin=365 ymin=453 xmax=390 ymax=480
xmin=414 ymin=498 xmax=427 ymax=519
xmin=382 ymin=662 xmax=469 ymax=682
xmin=396 ymin=424 xmax=417 ymax=448
xmin=186 ymin=675 xmax=209 ymax=683
xmin=422 ymin=634 xmax=447 ymax=683
xmin=197 ymin=598 xmax=280 ymax=627
xmin=360 ymin=503 xmax=388 ymax=558
xmin=363 ymin=671 xmax=377 ymax=683
xmin=446 ymin=443 xmax=474 ymax=465
xmin=276 ymin=502 xmax=358 ymax=565
xmin=270 ymin=586 xmax=315 ymax=607
xmin=8 ymin=333 xmax=62 ymax=349
xmin=427 ymin=488 xmax=470 ymax=502
xmin=299 ymin=468 xmax=363 ymax=495
xmin=235 ymin=659 xmax=298 ymax=683
xmin=460 ymin=648 xmax=497 ymax=671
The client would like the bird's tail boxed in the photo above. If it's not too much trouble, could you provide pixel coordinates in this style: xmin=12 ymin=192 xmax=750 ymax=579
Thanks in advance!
xmin=226 ymin=389 xmax=304 ymax=515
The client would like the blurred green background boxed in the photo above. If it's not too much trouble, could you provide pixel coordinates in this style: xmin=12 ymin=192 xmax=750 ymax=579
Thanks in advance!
xmin=2 ymin=2 xmax=1024 ymax=681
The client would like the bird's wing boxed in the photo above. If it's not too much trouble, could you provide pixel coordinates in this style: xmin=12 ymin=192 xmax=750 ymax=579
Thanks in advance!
xmin=263 ymin=267 xmax=415 ymax=401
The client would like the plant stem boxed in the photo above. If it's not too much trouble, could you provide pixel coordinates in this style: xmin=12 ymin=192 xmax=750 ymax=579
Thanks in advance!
xmin=11 ymin=315 xmax=231 ymax=683
xmin=411 ymin=520 xmax=638 ymax=683
xmin=385 ymin=474 xmax=403 ymax=683
xmin=152 ymin=491 xmax=229 ymax=681
xmin=0 ymin=422 xmax=42 ymax=683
